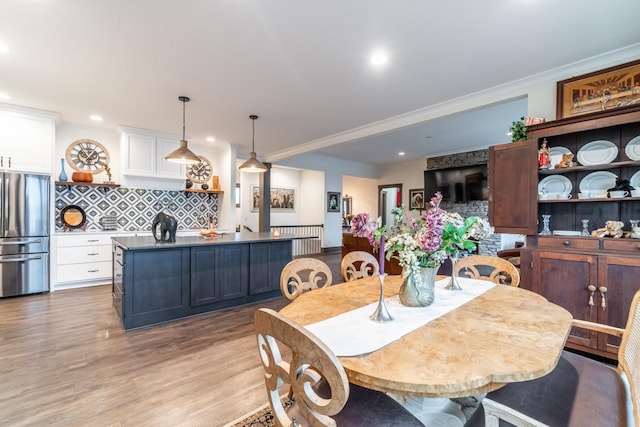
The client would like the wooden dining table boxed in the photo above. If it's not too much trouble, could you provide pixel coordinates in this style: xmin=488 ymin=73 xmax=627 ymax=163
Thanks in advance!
xmin=279 ymin=275 xmax=573 ymax=398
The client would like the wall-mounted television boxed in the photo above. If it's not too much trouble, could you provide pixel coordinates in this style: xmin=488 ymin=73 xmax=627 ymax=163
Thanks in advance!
xmin=424 ymin=164 xmax=489 ymax=203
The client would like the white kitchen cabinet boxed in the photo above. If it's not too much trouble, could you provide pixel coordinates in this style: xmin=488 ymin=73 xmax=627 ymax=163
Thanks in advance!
xmin=55 ymin=233 xmax=127 ymax=290
xmin=119 ymin=126 xmax=184 ymax=179
xmin=0 ymin=109 xmax=55 ymax=174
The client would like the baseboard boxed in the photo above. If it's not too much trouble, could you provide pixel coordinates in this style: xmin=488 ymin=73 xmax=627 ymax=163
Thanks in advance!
xmin=322 ymin=246 xmax=342 ymax=254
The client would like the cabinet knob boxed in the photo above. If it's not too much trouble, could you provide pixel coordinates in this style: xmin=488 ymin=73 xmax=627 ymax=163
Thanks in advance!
xmin=563 ymin=240 xmax=570 ymax=246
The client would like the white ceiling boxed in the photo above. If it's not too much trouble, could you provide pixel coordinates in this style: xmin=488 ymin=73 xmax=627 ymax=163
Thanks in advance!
xmin=1 ymin=0 xmax=640 ymax=166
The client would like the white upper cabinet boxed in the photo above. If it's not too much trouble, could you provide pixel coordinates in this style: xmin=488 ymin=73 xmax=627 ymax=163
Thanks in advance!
xmin=156 ymin=137 xmax=184 ymax=178
xmin=0 ymin=109 xmax=55 ymax=174
xmin=119 ymin=126 xmax=184 ymax=179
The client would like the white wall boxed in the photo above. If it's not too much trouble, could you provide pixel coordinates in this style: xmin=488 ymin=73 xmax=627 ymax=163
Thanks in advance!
xmin=343 ymin=176 xmax=378 ymax=218
xmin=55 ymin=125 xmax=120 ymax=183
xmin=378 ymin=158 xmax=427 ymax=206
xmin=239 ymin=166 xmax=324 ymax=232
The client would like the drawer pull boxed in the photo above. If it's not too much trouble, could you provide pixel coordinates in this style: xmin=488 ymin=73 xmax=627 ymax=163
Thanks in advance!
xmin=563 ymin=240 xmax=570 ymax=246
xmin=87 ymin=269 xmax=99 ymax=273
xmin=599 ymin=286 xmax=607 ymax=310
xmin=87 ymin=239 xmax=100 ymax=242
xmin=87 ymin=253 xmax=99 ymax=256
xmin=588 ymin=285 xmax=596 ymax=307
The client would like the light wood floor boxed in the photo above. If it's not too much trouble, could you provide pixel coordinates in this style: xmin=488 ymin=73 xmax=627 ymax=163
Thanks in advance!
xmin=0 ymin=284 xmax=290 ymax=427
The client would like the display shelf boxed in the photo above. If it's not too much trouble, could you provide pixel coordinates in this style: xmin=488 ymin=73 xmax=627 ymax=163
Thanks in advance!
xmin=538 ymin=197 xmax=640 ymax=203
xmin=55 ymin=181 xmax=120 ymax=189
xmin=182 ymin=188 xmax=223 ymax=194
xmin=539 ymin=160 xmax=640 ymax=175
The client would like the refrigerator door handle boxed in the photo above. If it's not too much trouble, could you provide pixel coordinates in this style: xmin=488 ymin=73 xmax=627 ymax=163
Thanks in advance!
xmin=0 ymin=255 xmax=43 ymax=263
xmin=1 ymin=239 xmax=43 ymax=245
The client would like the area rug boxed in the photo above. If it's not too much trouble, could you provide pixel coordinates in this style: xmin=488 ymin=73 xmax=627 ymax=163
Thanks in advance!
xmin=225 ymin=398 xmax=294 ymax=427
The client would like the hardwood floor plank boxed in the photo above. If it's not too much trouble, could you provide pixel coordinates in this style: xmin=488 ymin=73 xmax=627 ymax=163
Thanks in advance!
xmin=0 ymin=285 xmax=289 ymax=426
xmin=0 ymin=253 xmax=341 ymax=426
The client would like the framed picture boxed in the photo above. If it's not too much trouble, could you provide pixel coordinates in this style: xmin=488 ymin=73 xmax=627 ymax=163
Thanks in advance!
xmin=327 ymin=191 xmax=341 ymax=212
xmin=251 ymin=186 xmax=296 ymax=211
xmin=556 ymin=59 xmax=640 ymax=120
xmin=409 ymin=188 xmax=425 ymax=210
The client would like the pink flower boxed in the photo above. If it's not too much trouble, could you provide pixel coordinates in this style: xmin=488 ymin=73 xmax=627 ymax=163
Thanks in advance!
xmin=350 ymin=212 xmax=379 ymax=247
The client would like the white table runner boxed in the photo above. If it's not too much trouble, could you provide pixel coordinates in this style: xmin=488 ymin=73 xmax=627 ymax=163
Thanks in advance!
xmin=305 ymin=277 xmax=495 ymax=357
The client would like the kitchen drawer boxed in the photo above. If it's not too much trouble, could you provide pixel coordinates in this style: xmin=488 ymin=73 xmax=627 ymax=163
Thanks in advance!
xmin=602 ymin=239 xmax=640 ymax=253
xmin=57 ymin=261 xmax=112 ymax=283
xmin=57 ymin=234 xmax=112 ymax=247
xmin=57 ymin=245 xmax=112 ymax=264
xmin=536 ymin=236 xmax=600 ymax=250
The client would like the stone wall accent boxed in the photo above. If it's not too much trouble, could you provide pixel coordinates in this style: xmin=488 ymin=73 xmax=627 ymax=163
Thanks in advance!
xmin=427 ymin=149 xmax=500 ymax=255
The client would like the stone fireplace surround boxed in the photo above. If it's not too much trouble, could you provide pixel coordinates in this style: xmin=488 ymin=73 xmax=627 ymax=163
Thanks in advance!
xmin=427 ymin=149 xmax=500 ymax=255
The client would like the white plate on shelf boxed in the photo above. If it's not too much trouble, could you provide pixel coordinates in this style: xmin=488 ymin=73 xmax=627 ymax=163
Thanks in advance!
xmin=579 ymin=171 xmax=618 ymax=192
xmin=552 ymin=230 xmax=581 ymax=236
xmin=625 ymin=135 xmax=640 ymax=161
xmin=538 ymin=175 xmax=572 ymax=195
xmin=630 ymin=170 xmax=640 ymax=190
xmin=549 ymin=146 xmax=572 ymax=169
xmin=576 ymin=140 xmax=618 ymax=165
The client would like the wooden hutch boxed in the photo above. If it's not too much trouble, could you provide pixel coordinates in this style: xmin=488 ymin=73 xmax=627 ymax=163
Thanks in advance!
xmin=489 ymin=106 xmax=640 ymax=360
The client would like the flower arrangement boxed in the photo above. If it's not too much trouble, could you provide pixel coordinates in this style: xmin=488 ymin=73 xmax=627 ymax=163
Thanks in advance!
xmin=350 ymin=192 xmax=493 ymax=275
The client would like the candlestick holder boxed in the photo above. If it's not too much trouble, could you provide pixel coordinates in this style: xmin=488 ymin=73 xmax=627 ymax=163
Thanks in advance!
xmin=581 ymin=219 xmax=590 ymax=237
xmin=540 ymin=214 xmax=552 ymax=236
xmin=444 ymin=251 xmax=463 ymax=290
xmin=370 ymin=273 xmax=393 ymax=322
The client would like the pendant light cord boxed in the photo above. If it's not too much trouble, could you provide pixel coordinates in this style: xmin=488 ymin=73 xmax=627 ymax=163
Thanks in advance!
xmin=182 ymin=99 xmax=186 ymax=141
xmin=250 ymin=114 xmax=259 ymax=152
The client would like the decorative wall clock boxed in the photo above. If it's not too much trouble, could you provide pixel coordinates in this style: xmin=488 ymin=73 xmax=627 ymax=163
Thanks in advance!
xmin=186 ymin=155 xmax=213 ymax=184
xmin=66 ymin=139 xmax=110 ymax=173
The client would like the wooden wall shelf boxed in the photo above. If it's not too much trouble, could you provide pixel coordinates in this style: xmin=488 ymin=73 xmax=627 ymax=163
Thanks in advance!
xmin=182 ymin=189 xmax=223 ymax=194
xmin=55 ymin=181 xmax=120 ymax=189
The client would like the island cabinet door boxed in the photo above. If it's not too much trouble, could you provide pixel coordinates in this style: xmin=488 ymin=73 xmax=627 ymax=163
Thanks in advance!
xmin=248 ymin=241 xmax=292 ymax=296
xmin=190 ymin=244 xmax=248 ymax=306
xmin=122 ymin=247 xmax=190 ymax=330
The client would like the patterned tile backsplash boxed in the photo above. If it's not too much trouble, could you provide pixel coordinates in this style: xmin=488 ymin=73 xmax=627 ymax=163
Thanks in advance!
xmin=55 ymin=185 xmax=219 ymax=232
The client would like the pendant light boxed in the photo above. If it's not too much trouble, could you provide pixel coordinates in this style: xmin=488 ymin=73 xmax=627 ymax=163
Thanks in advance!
xmin=239 ymin=114 xmax=268 ymax=172
xmin=165 ymin=96 xmax=200 ymax=164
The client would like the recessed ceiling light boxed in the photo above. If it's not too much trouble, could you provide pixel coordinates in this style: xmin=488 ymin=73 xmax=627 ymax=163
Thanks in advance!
xmin=0 ymin=92 xmax=10 ymax=100
xmin=370 ymin=51 xmax=388 ymax=66
xmin=398 ymin=152 xmax=405 ymax=156
xmin=206 ymin=136 xmax=215 ymax=142
xmin=90 ymin=115 xmax=103 ymax=122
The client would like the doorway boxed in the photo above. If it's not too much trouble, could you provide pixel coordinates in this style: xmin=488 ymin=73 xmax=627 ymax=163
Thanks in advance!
xmin=378 ymin=184 xmax=402 ymax=228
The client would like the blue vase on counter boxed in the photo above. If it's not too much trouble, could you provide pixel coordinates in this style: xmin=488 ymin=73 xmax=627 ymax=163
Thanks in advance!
xmin=59 ymin=158 xmax=68 ymax=182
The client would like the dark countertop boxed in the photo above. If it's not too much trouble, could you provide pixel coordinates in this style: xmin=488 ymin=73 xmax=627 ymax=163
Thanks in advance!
xmin=112 ymin=231 xmax=314 ymax=250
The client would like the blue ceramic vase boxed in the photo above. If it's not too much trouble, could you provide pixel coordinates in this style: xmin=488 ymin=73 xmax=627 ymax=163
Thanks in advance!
xmin=59 ymin=158 xmax=68 ymax=181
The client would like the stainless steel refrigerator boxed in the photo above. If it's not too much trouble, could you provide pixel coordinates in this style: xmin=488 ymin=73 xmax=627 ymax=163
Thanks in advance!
xmin=0 ymin=172 xmax=50 ymax=297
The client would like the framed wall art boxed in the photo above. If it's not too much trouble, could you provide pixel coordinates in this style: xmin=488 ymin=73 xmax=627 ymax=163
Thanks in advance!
xmin=251 ymin=186 xmax=295 ymax=211
xmin=327 ymin=191 xmax=340 ymax=212
xmin=556 ymin=59 xmax=640 ymax=120
xmin=409 ymin=189 xmax=424 ymax=210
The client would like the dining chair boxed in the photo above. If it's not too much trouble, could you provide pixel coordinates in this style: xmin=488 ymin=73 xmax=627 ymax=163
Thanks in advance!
xmin=341 ymin=251 xmax=380 ymax=282
xmin=280 ymin=258 xmax=333 ymax=301
xmin=254 ymin=308 xmax=423 ymax=427
xmin=454 ymin=254 xmax=520 ymax=287
xmin=465 ymin=289 xmax=640 ymax=427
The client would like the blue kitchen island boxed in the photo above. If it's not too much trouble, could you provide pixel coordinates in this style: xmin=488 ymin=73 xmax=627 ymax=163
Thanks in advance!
xmin=112 ymin=232 xmax=300 ymax=330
